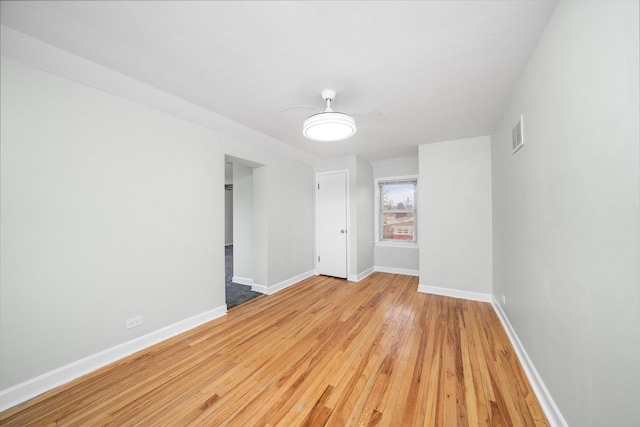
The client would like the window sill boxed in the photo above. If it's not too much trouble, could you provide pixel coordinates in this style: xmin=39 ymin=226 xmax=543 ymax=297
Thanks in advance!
xmin=375 ymin=241 xmax=420 ymax=249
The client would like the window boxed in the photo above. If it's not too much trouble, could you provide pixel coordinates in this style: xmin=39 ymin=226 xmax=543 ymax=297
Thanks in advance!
xmin=376 ymin=176 xmax=417 ymax=244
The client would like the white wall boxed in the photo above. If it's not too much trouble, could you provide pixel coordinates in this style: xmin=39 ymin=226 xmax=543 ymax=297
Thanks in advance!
xmin=225 ymin=188 xmax=233 ymax=245
xmin=0 ymin=57 xmax=223 ymax=389
xmin=264 ymin=158 xmax=315 ymax=286
xmin=252 ymin=165 xmax=269 ymax=289
xmin=355 ymin=156 xmax=374 ymax=277
xmin=226 ymin=151 xmax=315 ymax=294
xmin=232 ymin=162 xmax=253 ymax=282
xmin=224 ymin=150 xmax=314 ymax=293
xmin=372 ymin=156 xmax=419 ymax=181
xmin=221 ymin=150 xmax=314 ymax=293
xmin=372 ymin=156 xmax=420 ymax=274
xmin=419 ymin=136 xmax=493 ymax=298
xmin=491 ymin=2 xmax=639 ymax=425
xmin=0 ymin=36 xmax=316 ymax=405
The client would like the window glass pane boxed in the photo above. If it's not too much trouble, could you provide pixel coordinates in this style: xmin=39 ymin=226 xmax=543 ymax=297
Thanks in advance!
xmin=381 ymin=183 xmax=415 ymax=211
xmin=377 ymin=177 xmax=417 ymax=243
xmin=382 ymin=212 xmax=415 ymax=241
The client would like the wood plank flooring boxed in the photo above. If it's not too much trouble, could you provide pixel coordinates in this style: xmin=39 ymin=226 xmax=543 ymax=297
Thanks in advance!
xmin=0 ymin=273 xmax=548 ymax=426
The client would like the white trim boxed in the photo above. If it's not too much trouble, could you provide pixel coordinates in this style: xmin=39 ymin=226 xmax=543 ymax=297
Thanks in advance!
xmin=491 ymin=297 xmax=568 ymax=427
xmin=232 ymin=276 xmax=253 ymax=286
xmin=348 ymin=266 xmax=375 ymax=282
xmin=375 ymin=266 xmax=419 ymax=277
xmin=374 ymin=241 xmax=419 ymax=249
xmin=417 ymin=284 xmax=492 ymax=302
xmin=253 ymin=270 xmax=315 ymax=295
xmin=359 ymin=267 xmax=375 ymax=281
xmin=251 ymin=283 xmax=268 ymax=294
xmin=0 ymin=305 xmax=227 ymax=412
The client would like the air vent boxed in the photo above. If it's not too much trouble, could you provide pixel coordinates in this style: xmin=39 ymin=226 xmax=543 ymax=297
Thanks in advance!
xmin=512 ymin=115 xmax=524 ymax=154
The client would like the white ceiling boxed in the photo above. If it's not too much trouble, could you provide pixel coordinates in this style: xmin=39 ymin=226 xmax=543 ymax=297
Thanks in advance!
xmin=0 ymin=1 xmax=557 ymax=162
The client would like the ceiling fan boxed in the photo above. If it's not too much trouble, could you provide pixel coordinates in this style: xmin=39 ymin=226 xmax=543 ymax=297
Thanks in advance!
xmin=282 ymin=89 xmax=388 ymax=142
xmin=301 ymin=89 xmax=356 ymax=142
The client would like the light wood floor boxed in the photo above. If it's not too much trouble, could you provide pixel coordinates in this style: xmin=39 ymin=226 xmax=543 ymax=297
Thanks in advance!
xmin=0 ymin=273 xmax=548 ymax=426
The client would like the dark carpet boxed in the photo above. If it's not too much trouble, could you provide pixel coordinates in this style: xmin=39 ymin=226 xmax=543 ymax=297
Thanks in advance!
xmin=226 ymin=245 xmax=263 ymax=309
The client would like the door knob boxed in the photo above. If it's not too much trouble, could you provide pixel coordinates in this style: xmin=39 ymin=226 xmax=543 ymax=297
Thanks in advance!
xmin=340 ymin=229 xmax=346 ymax=233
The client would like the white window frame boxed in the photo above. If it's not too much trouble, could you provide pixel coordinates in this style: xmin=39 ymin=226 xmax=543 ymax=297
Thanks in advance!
xmin=374 ymin=175 xmax=418 ymax=248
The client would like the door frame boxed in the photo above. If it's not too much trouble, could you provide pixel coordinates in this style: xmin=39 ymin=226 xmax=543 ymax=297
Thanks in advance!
xmin=315 ymin=169 xmax=350 ymax=278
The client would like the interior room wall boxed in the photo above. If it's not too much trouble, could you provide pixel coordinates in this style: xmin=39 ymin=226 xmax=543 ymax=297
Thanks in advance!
xmin=372 ymin=156 xmax=419 ymax=274
xmin=0 ymin=57 xmax=224 ymax=390
xmin=263 ymin=158 xmax=314 ymax=288
xmin=418 ymin=136 xmax=493 ymax=298
xmin=225 ymin=189 xmax=233 ymax=246
xmin=222 ymin=150 xmax=314 ymax=293
xmin=0 ymin=42 xmax=316 ymax=405
xmin=232 ymin=162 xmax=253 ymax=284
xmin=223 ymin=141 xmax=315 ymax=293
xmin=355 ymin=156 xmax=374 ymax=278
xmin=491 ymin=2 xmax=639 ymax=425
xmin=224 ymin=161 xmax=233 ymax=246
xmin=251 ymin=165 xmax=269 ymax=289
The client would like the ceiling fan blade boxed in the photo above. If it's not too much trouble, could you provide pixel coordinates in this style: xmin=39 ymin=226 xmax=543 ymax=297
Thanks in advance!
xmin=280 ymin=105 xmax=321 ymax=113
xmin=351 ymin=110 xmax=388 ymax=126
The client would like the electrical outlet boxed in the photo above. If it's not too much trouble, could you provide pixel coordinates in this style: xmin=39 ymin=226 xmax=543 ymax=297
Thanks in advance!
xmin=501 ymin=294 xmax=506 ymax=305
xmin=126 ymin=316 xmax=143 ymax=329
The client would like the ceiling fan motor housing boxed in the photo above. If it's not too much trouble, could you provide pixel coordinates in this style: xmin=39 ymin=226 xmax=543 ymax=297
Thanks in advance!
xmin=321 ymin=89 xmax=337 ymax=102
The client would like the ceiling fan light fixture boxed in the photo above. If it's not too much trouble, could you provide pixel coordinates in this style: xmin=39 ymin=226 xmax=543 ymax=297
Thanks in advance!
xmin=302 ymin=89 xmax=356 ymax=142
xmin=303 ymin=112 xmax=356 ymax=142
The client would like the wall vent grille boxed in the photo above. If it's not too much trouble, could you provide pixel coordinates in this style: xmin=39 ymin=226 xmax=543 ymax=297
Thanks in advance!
xmin=512 ymin=115 xmax=524 ymax=154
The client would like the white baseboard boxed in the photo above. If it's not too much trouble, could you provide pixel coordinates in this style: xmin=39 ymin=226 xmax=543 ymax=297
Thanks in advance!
xmin=347 ymin=266 xmax=375 ymax=282
xmin=375 ymin=266 xmax=419 ymax=277
xmin=0 ymin=305 xmax=227 ymax=412
xmin=491 ymin=298 xmax=567 ymax=427
xmin=346 ymin=266 xmax=418 ymax=282
xmin=232 ymin=276 xmax=253 ymax=286
xmin=358 ymin=266 xmax=375 ymax=281
xmin=417 ymin=284 xmax=492 ymax=302
xmin=253 ymin=270 xmax=315 ymax=295
xmin=251 ymin=282 xmax=268 ymax=293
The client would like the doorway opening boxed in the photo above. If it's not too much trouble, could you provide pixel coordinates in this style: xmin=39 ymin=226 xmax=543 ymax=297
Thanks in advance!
xmin=224 ymin=243 xmax=261 ymax=310
xmin=224 ymin=156 xmax=264 ymax=309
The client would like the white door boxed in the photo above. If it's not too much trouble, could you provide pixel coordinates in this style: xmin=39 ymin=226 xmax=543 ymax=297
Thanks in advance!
xmin=316 ymin=172 xmax=348 ymax=278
